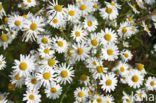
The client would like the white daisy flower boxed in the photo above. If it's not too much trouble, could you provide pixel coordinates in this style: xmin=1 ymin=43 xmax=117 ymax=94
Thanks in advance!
xmin=85 ymin=57 xmax=100 ymax=69
xmin=92 ymin=65 xmax=108 ymax=79
xmin=40 ymin=57 xmax=58 ymax=69
xmin=74 ymin=87 xmax=88 ymax=102
xmin=84 ymin=15 xmax=98 ymax=32
xmin=135 ymin=89 xmax=147 ymax=101
xmin=71 ymin=25 xmax=87 ymax=42
xmin=92 ymin=94 xmax=105 ymax=103
xmin=72 ymin=42 xmax=90 ymax=61
xmin=52 ymin=36 xmax=68 ymax=53
xmin=126 ymin=69 xmax=144 ymax=88
xmin=136 ymin=0 xmax=146 ymax=9
xmin=135 ymin=63 xmax=146 ymax=75
xmin=142 ymin=22 xmax=151 ymax=36
xmin=45 ymin=82 xmax=62 ymax=99
xmin=122 ymin=91 xmax=134 ymax=103
xmin=120 ymin=50 xmax=133 ymax=62
xmin=12 ymin=54 xmax=36 ymax=77
xmin=99 ymin=28 xmax=118 ymax=44
xmin=0 ymin=2 xmax=6 ymax=19
xmin=36 ymin=68 xmax=56 ymax=87
xmin=23 ymin=89 xmax=41 ymax=103
xmin=105 ymin=1 xmax=121 ymax=9
xmin=145 ymin=76 xmax=156 ymax=91
xmin=101 ymin=43 xmax=119 ymax=61
xmin=104 ymin=95 xmax=115 ymax=103
xmin=0 ymin=54 xmax=6 ymax=70
xmin=23 ymin=16 xmax=45 ymax=42
xmin=88 ymin=33 xmax=101 ymax=49
xmin=79 ymin=74 xmax=90 ymax=86
xmin=0 ymin=92 xmax=8 ymax=103
xmin=128 ymin=3 xmax=140 ymax=14
xmin=23 ymin=0 xmax=36 ymax=8
xmin=38 ymin=45 xmax=54 ymax=59
xmin=55 ymin=63 xmax=74 ymax=84
xmin=100 ymin=5 xmax=118 ymax=20
xmin=100 ymin=73 xmax=118 ymax=93
xmin=37 ymin=35 xmax=52 ymax=46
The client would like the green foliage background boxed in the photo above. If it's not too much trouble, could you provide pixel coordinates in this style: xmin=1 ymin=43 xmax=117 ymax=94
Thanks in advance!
xmin=0 ymin=0 xmax=156 ymax=103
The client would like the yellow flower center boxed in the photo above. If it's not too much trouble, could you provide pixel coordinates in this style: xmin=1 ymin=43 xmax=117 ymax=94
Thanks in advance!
xmin=57 ymin=41 xmax=64 ymax=47
xmin=43 ymin=72 xmax=51 ymax=80
xmin=78 ymin=91 xmax=84 ymax=97
xmin=29 ymin=94 xmax=35 ymax=100
xmin=104 ymin=34 xmax=112 ymax=41
xmin=106 ymin=8 xmax=113 ymax=14
xmin=122 ymin=27 xmax=127 ymax=34
xmin=23 ymin=14 xmax=27 ymax=19
xmin=132 ymin=75 xmax=139 ymax=82
xmin=15 ymin=74 xmax=20 ymax=80
xmin=97 ymin=98 xmax=102 ymax=103
xmin=136 ymin=64 xmax=144 ymax=71
xmin=128 ymin=17 xmax=133 ymax=22
xmin=27 ymin=0 xmax=32 ymax=3
xmin=139 ymin=93 xmax=143 ymax=98
xmin=52 ymin=19 xmax=58 ymax=24
xmin=44 ymin=48 xmax=50 ymax=54
xmin=128 ymin=67 xmax=131 ymax=71
xmin=107 ymin=49 xmax=114 ymax=55
xmin=51 ymin=87 xmax=57 ymax=93
xmin=42 ymin=38 xmax=48 ymax=44
xmin=0 ymin=5 xmax=2 ymax=11
xmin=145 ymin=26 xmax=149 ymax=31
xmin=120 ymin=67 xmax=125 ymax=72
xmin=97 ymin=66 xmax=104 ymax=73
xmin=19 ymin=62 xmax=27 ymax=71
xmin=92 ymin=61 xmax=97 ymax=65
xmin=126 ymin=98 xmax=131 ymax=103
xmin=39 ymin=55 xmax=44 ymax=60
xmin=75 ymin=31 xmax=80 ymax=37
xmin=4 ymin=17 xmax=8 ymax=22
xmin=124 ymin=53 xmax=129 ymax=58
xmin=14 ymin=20 xmax=21 ymax=26
xmin=0 ymin=34 xmax=9 ymax=42
xmin=150 ymin=81 xmax=155 ymax=86
xmin=61 ymin=70 xmax=68 ymax=78
xmin=132 ymin=27 xmax=135 ymax=31
xmin=80 ymin=74 xmax=87 ymax=81
xmin=31 ymin=78 xmax=37 ymax=84
xmin=68 ymin=10 xmax=75 ymax=16
xmin=93 ymin=4 xmax=98 ymax=8
xmin=87 ymin=21 xmax=93 ymax=27
xmin=77 ymin=48 xmax=83 ymax=55
xmin=106 ymin=100 xmax=110 ymax=103
xmin=88 ymin=90 xmax=92 ymax=95
xmin=48 ymin=59 xmax=55 ymax=67
xmin=80 ymin=4 xmax=86 ymax=10
xmin=91 ymin=39 xmax=98 ymax=46
xmin=110 ymin=3 xmax=116 ymax=6
xmin=0 ymin=96 xmax=3 ymax=101
xmin=0 ymin=61 xmax=2 ymax=65
xmin=54 ymin=5 xmax=62 ymax=12
xmin=106 ymin=79 xmax=112 ymax=86
xmin=8 ymin=83 xmax=15 ymax=90
xmin=138 ymin=1 xmax=142 ymax=5
xmin=30 ymin=23 xmax=37 ymax=31
xmin=21 ymin=4 xmax=27 ymax=8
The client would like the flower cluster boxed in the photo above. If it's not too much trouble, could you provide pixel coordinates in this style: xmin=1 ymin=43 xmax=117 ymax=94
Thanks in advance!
xmin=0 ymin=0 xmax=156 ymax=103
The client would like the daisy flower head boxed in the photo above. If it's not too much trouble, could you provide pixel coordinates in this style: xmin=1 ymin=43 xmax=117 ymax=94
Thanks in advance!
xmin=0 ymin=54 xmax=6 ymax=70
xmin=71 ymin=25 xmax=87 ymax=42
xmin=101 ymin=43 xmax=119 ymax=61
xmin=36 ymin=68 xmax=56 ymax=87
xmin=23 ymin=89 xmax=41 ymax=103
xmin=100 ymin=28 xmax=118 ymax=44
xmin=72 ymin=42 xmax=90 ymax=61
xmin=135 ymin=89 xmax=147 ymax=101
xmin=74 ymin=87 xmax=88 ymax=102
xmin=48 ymin=15 xmax=66 ymax=29
xmin=126 ymin=15 xmax=135 ymax=24
xmin=25 ymin=73 xmax=41 ymax=90
xmin=79 ymin=74 xmax=90 ymax=86
xmin=128 ymin=3 xmax=140 ymax=14
xmin=105 ymin=1 xmax=121 ymax=9
xmin=135 ymin=63 xmax=146 ymax=75
xmin=92 ymin=94 xmax=105 ymax=103
xmin=18 ymin=3 xmax=29 ymax=10
xmin=0 ymin=92 xmax=8 ymax=103
xmin=8 ymin=15 xmax=25 ymax=31
xmin=136 ymin=0 xmax=146 ymax=9
xmin=52 ymin=36 xmax=68 ymax=53
xmin=45 ymin=82 xmax=62 ymax=99
xmin=83 ymin=15 xmax=98 ymax=32
xmin=86 ymin=57 xmax=100 ymax=69
xmin=145 ymin=76 xmax=156 ymax=91
xmin=23 ymin=16 xmax=45 ymax=42
xmin=142 ymin=22 xmax=151 ymax=36
xmin=122 ymin=91 xmax=134 ymax=103
xmin=66 ymin=4 xmax=80 ymax=23
xmin=55 ymin=63 xmax=74 ymax=85
xmin=88 ymin=33 xmax=101 ymax=49
xmin=47 ymin=0 xmax=66 ymax=19
xmin=103 ymin=95 xmax=115 ymax=103
xmin=100 ymin=73 xmax=118 ymax=93
xmin=9 ymin=72 xmax=25 ymax=88
xmin=0 ymin=32 xmax=13 ymax=50
xmin=91 ymin=0 xmax=100 ymax=12
xmin=100 ymin=5 xmax=118 ymax=20
xmin=92 ymin=65 xmax=108 ymax=79
xmin=23 ymin=0 xmax=36 ymax=8
xmin=37 ymin=35 xmax=52 ymax=46
xmin=0 ymin=2 xmax=6 ymax=19
xmin=126 ymin=69 xmax=144 ymax=88
xmin=77 ymin=0 xmax=92 ymax=16
xmin=12 ymin=54 xmax=36 ymax=77
xmin=38 ymin=45 xmax=54 ymax=59
xmin=120 ymin=50 xmax=133 ymax=62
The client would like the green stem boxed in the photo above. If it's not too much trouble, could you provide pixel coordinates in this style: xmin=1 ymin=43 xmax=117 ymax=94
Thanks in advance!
xmin=60 ymin=85 xmax=71 ymax=103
